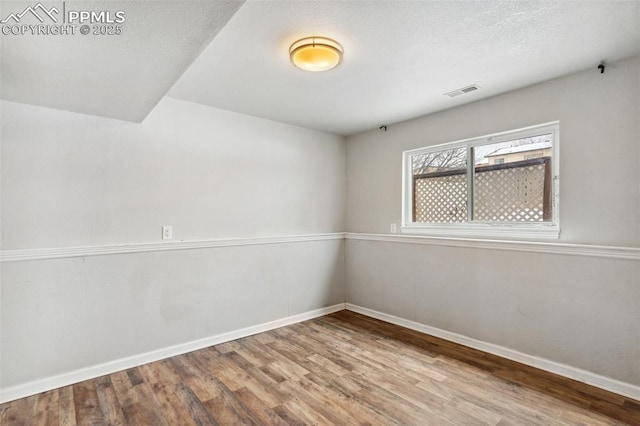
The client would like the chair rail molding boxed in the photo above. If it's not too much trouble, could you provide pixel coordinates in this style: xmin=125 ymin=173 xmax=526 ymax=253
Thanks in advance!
xmin=0 ymin=233 xmax=346 ymax=263
xmin=3 ymin=233 xmax=638 ymax=262
xmin=345 ymin=233 xmax=640 ymax=261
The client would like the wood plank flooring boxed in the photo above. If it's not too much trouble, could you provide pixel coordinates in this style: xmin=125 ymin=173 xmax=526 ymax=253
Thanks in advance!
xmin=1 ymin=310 xmax=638 ymax=425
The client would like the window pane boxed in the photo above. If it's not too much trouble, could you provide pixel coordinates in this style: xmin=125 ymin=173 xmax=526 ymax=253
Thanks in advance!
xmin=473 ymin=134 xmax=553 ymax=222
xmin=412 ymin=148 xmax=467 ymax=223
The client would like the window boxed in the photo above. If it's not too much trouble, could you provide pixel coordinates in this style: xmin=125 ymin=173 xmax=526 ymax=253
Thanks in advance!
xmin=402 ymin=122 xmax=559 ymax=239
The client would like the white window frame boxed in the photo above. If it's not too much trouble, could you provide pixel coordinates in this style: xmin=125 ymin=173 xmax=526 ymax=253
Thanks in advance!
xmin=401 ymin=122 xmax=560 ymax=240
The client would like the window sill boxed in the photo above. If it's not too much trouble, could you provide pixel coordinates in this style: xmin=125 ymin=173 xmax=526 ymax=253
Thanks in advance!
xmin=401 ymin=223 xmax=560 ymax=241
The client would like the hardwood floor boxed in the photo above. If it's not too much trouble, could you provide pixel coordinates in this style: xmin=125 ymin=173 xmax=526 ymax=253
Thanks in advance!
xmin=1 ymin=310 xmax=638 ymax=425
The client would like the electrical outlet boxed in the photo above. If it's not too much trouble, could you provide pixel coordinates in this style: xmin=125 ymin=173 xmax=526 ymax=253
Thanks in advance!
xmin=390 ymin=223 xmax=397 ymax=233
xmin=162 ymin=226 xmax=173 ymax=240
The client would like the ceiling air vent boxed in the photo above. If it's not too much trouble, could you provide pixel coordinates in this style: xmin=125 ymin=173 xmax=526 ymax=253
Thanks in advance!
xmin=444 ymin=84 xmax=480 ymax=98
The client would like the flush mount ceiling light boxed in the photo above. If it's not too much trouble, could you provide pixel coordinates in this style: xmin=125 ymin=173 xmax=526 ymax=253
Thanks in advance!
xmin=289 ymin=36 xmax=343 ymax=72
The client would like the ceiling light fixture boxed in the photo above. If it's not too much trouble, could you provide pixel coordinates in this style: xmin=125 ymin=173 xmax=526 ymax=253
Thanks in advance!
xmin=289 ymin=36 xmax=343 ymax=72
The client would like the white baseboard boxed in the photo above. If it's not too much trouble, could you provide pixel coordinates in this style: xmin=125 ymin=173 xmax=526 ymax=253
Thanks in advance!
xmin=346 ymin=303 xmax=640 ymax=401
xmin=4 ymin=302 xmax=637 ymax=404
xmin=0 ymin=303 xmax=346 ymax=404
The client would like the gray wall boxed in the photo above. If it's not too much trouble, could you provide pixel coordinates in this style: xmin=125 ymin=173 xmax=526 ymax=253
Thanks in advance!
xmin=346 ymin=239 xmax=639 ymax=386
xmin=347 ymin=56 xmax=640 ymax=246
xmin=2 ymin=97 xmax=346 ymax=250
xmin=0 ymin=97 xmax=346 ymax=392
xmin=345 ymin=56 xmax=640 ymax=386
xmin=2 ymin=239 xmax=344 ymax=388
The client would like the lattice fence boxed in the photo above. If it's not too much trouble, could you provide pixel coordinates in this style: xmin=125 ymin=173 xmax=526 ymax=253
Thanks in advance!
xmin=413 ymin=158 xmax=551 ymax=223
xmin=414 ymin=173 xmax=467 ymax=223
xmin=474 ymin=160 xmax=548 ymax=222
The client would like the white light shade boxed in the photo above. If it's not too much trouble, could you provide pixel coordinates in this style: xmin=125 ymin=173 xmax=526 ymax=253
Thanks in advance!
xmin=289 ymin=37 xmax=343 ymax=72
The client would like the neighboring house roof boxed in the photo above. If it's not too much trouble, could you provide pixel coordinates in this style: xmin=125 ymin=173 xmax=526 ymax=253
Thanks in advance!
xmin=485 ymin=141 xmax=552 ymax=157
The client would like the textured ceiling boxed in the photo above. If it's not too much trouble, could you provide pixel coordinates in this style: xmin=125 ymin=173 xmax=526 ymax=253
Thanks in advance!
xmin=2 ymin=1 xmax=638 ymax=134
xmin=0 ymin=0 xmax=244 ymax=121
xmin=169 ymin=0 xmax=640 ymax=136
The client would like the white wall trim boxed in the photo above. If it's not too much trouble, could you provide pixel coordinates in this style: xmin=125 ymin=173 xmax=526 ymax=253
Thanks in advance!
xmin=4 ymin=232 xmax=638 ymax=263
xmin=0 ymin=233 xmax=346 ymax=263
xmin=345 ymin=233 xmax=640 ymax=261
xmin=345 ymin=303 xmax=640 ymax=401
xmin=0 ymin=303 xmax=346 ymax=404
